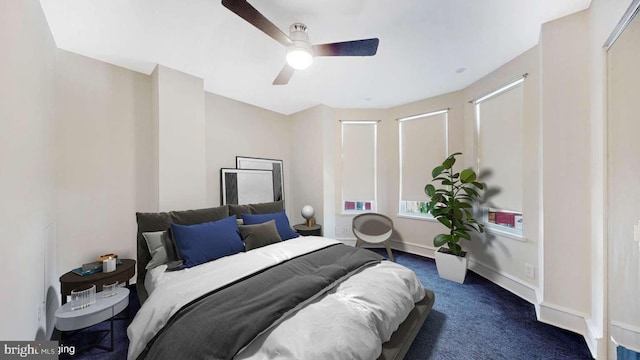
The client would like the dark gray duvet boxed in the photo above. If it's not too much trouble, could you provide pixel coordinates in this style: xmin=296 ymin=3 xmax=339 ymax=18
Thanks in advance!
xmin=137 ymin=244 xmax=384 ymax=360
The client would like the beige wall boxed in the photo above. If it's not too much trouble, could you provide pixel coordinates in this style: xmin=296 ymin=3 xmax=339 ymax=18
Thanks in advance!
xmin=55 ymin=50 xmax=153 ymax=281
xmin=463 ymin=46 xmax=540 ymax=297
xmin=154 ymin=65 xmax=207 ymax=211
xmin=540 ymin=10 xmax=591 ymax=315
xmin=289 ymin=105 xmax=336 ymax=230
xmin=605 ymin=1 xmax=640 ymax=354
xmin=0 ymin=0 xmax=57 ymax=340
xmin=205 ymin=93 xmax=293 ymax=212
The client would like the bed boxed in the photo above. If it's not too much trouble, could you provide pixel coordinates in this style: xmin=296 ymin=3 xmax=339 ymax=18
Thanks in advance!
xmin=129 ymin=202 xmax=435 ymax=360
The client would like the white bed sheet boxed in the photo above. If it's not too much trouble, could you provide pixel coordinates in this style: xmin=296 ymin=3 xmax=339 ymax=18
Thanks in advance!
xmin=129 ymin=237 xmax=425 ymax=360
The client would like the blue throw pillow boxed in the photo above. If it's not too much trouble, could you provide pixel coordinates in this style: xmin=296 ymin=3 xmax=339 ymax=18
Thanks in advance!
xmin=171 ymin=215 xmax=244 ymax=268
xmin=241 ymin=210 xmax=300 ymax=240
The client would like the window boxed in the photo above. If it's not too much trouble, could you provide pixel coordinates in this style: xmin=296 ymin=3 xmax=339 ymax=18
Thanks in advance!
xmin=398 ymin=109 xmax=448 ymax=218
xmin=341 ymin=121 xmax=378 ymax=213
xmin=475 ymin=77 xmax=525 ymax=233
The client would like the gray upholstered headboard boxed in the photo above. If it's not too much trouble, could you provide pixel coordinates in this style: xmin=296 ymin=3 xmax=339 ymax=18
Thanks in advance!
xmin=135 ymin=200 xmax=284 ymax=305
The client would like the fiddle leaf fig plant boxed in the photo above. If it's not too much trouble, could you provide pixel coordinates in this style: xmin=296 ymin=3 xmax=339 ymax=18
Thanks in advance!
xmin=424 ymin=152 xmax=485 ymax=256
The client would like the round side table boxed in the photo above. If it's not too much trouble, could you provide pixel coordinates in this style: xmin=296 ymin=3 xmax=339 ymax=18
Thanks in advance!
xmin=55 ymin=287 xmax=129 ymax=352
xmin=293 ymin=223 xmax=322 ymax=236
xmin=59 ymin=259 xmax=135 ymax=304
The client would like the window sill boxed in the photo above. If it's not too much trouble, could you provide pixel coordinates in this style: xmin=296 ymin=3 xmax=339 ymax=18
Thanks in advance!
xmin=484 ymin=225 xmax=526 ymax=242
xmin=396 ymin=214 xmax=438 ymax=222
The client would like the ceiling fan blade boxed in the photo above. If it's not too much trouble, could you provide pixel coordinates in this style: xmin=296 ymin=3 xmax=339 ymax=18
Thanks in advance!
xmin=312 ymin=38 xmax=379 ymax=57
xmin=221 ymin=0 xmax=291 ymax=46
xmin=273 ymin=64 xmax=295 ymax=85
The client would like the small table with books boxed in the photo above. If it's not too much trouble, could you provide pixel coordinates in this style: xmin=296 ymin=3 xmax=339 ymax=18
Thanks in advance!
xmin=59 ymin=259 xmax=136 ymax=305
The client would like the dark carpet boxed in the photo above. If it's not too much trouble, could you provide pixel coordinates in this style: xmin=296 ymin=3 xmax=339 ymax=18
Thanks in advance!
xmin=60 ymin=250 xmax=593 ymax=359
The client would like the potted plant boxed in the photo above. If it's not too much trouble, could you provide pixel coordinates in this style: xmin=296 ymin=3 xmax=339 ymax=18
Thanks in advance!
xmin=424 ymin=152 xmax=484 ymax=283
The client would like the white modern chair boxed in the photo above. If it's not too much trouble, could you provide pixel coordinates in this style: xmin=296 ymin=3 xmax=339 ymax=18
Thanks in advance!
xmin=352 ymin=213 xmax=395 ymax=262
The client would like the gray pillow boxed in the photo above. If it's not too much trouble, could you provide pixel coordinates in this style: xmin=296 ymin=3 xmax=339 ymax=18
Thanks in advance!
xmin=239 ymin=220 xmax=282 ymax=251
xmin=143 ymin=231 xmax=169 ymax=270
xmin=170 ymin=205 xmax=230 ymax=225
xmin=229 ymin=200 xmax=284 ymax=219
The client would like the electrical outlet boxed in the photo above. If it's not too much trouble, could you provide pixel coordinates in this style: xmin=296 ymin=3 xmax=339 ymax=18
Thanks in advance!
xmin=634 ymin=221 xmax=640 ymax=242
xmin=525 ymin=264 xmax=535 ymax=279
xmin=37 ymin=305 xmax=42 ymax=322
xmin=335 ymin=226 xmax=343 ymax=235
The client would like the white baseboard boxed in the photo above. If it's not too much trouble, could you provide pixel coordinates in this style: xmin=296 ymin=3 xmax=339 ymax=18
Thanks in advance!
xmin=467 ymin=260 xmax=538 ymax=304
xmin=389 ymin=239 xmax=435 ymax=258
xmin=611 ymin=320 xmax=640 ymax=353
xmin=537 ymin=302 xmax=603 ymax=358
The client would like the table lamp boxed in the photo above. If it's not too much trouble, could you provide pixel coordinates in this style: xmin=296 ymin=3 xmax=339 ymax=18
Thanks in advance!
xmin=301 ymin=205 xmax=315 ymax=227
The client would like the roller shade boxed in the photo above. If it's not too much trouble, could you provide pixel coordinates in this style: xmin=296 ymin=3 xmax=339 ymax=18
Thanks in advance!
xmin=477 ymin=83 xmax=523 ymax=212
xmin=400 ymin=111 xmax=447 ymax=201
xmin=342 ymin=122 xmax=376 ymax=202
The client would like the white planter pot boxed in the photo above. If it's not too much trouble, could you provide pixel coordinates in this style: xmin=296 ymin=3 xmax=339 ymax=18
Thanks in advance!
xmin=434 ymin=248 xmax=468 ymax=284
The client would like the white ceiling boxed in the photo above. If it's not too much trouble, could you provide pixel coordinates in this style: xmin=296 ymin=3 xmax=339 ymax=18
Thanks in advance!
xmin=39 ymin=0 xmax=590 ymax=115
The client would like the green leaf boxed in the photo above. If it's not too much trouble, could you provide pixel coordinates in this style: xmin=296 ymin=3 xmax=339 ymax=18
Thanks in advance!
xmin=433 ymin=234 xmax=451 ymax=248
xmin=472 ymin=181 xmax=485 ymax=190
xmin=460 ymin=168 xmax=477 ymax=183
xmin=442 ymin=156 xmax=456 ymax=169
xmin=424 ymin=184 xmax=436 ymax=197
xmin=454 ymin=230 xmax=471 ymax=240
xmin=431 ymin=165 xmax=445 ymax=178
xmin=449 ymin=243 xmax=462 ymax=255
xmin=462 ymin=187 xmax=479 ymax=198
xmin=437 ymin=217 xmax=452 ymax=228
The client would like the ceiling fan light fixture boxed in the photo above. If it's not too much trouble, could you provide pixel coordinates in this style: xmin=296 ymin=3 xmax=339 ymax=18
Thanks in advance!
xmin=286 ymin=47 xmax=313 ymax=70
xmin=286 ymin=23 xmax=313 ymax=70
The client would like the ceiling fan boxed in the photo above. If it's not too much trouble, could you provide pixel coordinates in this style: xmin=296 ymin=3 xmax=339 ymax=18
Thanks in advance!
xmin=221 ymin=0 xmax=379 ymax=85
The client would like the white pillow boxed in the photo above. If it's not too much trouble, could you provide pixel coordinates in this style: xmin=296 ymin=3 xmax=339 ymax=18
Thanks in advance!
xmin=143 ymin=231 xmax=169 ymax=270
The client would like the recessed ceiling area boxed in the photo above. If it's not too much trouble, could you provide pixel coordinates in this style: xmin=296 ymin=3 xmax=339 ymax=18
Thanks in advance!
xmin=39 ymin=0 xmax=591 ymax=115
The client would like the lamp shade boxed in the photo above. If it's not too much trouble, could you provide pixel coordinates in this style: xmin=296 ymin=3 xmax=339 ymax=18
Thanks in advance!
xmin=286 ymin=47 xmax=313 ymax=70
xmin=301 ymin=205 xmax=315 ymax=220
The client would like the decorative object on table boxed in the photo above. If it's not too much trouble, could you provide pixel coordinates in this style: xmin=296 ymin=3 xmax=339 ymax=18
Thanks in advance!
xmin=102 ymin=258 xmax=117 ymax=273
xmin=82 ymin=261 xmax=102 ymax=272
xmin=102 ymin=281 xmax=118 ymax=298
xmin=96 ymin=253 xmax=118 ymax=262
xmin=236 ymin=157 xmax=284 ymax=202
xmin=424 ymin=152 xmax=485 ymax=284
xmin=301 ymin=205 xmax=315 ymax=227
xmin=70 ymin=284 xmax=96 ymax=310
xmin=352 ymin=213 xmax=395 ymax=262
xmin=72 ymin=258 xmax=123 ymax=276
xmin=61 ymin=259 xmax=136 ymax=305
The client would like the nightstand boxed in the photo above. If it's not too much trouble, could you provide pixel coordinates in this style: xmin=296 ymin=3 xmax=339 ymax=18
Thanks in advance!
xmin=294 ymin=223 xmax=322 ymax=236
xmin=60 ymin=259 xmax=135 ymax=304
xmin=55 ymin=287 xmax=129 ymax=352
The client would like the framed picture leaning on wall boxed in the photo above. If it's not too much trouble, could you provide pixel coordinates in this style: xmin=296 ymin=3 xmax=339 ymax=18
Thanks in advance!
xmin=235 ymin=156 xmax=284 ymax=203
